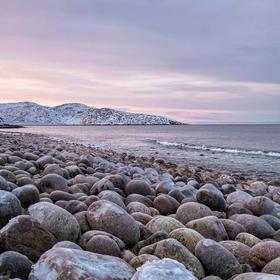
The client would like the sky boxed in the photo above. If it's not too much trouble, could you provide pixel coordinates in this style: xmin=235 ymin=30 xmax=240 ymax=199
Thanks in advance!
xmin=0 ymin=0 xmax=279 ymax=123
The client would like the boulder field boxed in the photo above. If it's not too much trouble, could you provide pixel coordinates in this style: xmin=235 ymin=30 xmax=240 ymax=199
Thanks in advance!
xmin=0 ymin=133 xmax=280 ymax=279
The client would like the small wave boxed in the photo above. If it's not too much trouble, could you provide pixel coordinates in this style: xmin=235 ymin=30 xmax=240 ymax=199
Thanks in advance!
xmin=155 ymin=140 xmax=280 ymax=158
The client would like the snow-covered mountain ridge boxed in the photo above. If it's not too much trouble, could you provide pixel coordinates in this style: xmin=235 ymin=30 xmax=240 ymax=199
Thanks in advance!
xmin=0 ymin=102 xmax=182 ymax=125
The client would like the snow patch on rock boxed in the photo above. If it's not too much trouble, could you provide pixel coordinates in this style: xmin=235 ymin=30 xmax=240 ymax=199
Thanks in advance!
xmin=132 ymin=258 xmax=198 ymax=280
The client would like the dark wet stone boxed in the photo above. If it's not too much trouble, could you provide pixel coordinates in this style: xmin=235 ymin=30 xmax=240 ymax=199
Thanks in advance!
xmin=12 ymin=184 xmax=40 ymax=208
xmin=0 ymin=251 xmax=33 ymax=280
xmin=0 ymin=190 xmax=21 ymax=229
xmin=38 ymin=174 xmax=68 ymax=193
xmin=195 ymin=239 xmax=242 ymax=279
xmin=260 ymin=215 xmax=280 ymax=230
xmin=196 ymin=184 xmax=226 ymax=212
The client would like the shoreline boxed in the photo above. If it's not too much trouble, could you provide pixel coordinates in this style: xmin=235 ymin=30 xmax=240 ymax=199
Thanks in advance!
xmin=0 ymin=131 xmax=264 ymax=185
xmin=2 ymin=125 xmax=280 ymax=182
xmin=1 ymin=130 xmax=278 ymax=183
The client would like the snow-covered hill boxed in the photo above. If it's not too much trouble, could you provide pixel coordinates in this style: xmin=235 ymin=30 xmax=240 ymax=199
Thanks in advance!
xmin=0 ymin=102 xmax=182 ymax=125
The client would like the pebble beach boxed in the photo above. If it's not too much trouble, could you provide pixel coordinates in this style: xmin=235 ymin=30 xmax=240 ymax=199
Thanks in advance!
xmin=0 ymin=131 xmax=280 ymax=280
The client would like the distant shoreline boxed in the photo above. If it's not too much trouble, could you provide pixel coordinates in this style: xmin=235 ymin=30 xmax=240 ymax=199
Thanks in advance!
xmin=0 ymin=124 xmax=24 ymax=129
xmin=0 ymin=123 xmax=186 ymax=127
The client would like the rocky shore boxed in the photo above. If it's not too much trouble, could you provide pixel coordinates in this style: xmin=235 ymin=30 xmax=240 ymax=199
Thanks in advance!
xmin=0 ymin=132 xmax=280 ymax=279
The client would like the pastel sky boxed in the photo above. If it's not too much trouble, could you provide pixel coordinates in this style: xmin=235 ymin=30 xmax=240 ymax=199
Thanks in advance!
xmin=0 ymin=0 xmax=279 ymax=123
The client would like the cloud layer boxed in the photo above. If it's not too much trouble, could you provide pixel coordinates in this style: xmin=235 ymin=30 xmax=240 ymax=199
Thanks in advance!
xmin=0 ymin=0 xmax=279 ymax=123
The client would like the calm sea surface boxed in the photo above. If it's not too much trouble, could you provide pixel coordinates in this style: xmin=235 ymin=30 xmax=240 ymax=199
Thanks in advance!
xmin=3 ymin=124 xmax=280 ymax=180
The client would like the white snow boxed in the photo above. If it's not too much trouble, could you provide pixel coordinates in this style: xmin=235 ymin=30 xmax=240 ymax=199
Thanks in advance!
xmin=0 ymin=102 xmax=181 ymax=125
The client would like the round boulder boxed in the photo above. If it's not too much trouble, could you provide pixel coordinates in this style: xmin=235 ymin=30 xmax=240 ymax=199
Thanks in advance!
xmin=0 ymin=190 xmax=21 ymax=229
xmin=230 ymin=214 xmax=275 ymax=239
xmin=249 ymin=241 xmax=280 ymax=269
xmin=127 ymin=201 xmax=152 ymax=215
xmin=43 ymin=163 xmax=64 ymax=176
xmin=49 ymin=190 xmax=76 ymax=202
xmin=139 ymin=238 xmax=204 ymax=279
xmin=262 ymin=257 xmax=280 ymax=275
xmin=176 ymin=202 xmax=212 ymax=225
xmin=12 ymin=184 xmax=40 ymax=208
xmin=220 ymin=240 xmax=250 ymax=264
xmin=125 ymin=194 xmax=153 ymax=207
xmin=86 ymin=234 xmax=122 ymax=257
xmin=86 ymin=200 xmax=140 ymax=247
xmin=36 ymin=155 xmax=54 ymax=169
xmin=64 ymin=200 xmax=88 ymax=215
xmin=146 ymin=216 xmax=185 ymax=234
xmin=29 ymin=247 xmax=136 ymax=280
xmin=38 ymin=174 xmax=68 ymax=193
xmin=220 ymin=219 xmax=246 ymax=240
xmin=125 ymin=179 xmax=153 ymax=196
xmin=195 ymin=239 xmax=242 ymax=279
xmin=98 ymin=190 xmax=126 ymax=209
xmin=235 ymin=232 xmax=261 ymax=248
xmin=131 ymin=212 xmax=153 ymax=225
xmin=186 ymin=216 xmax=228 ymax=241
xmin=28 ymin=202 xmax=80 ymax=242
xmin=0 ymin=215 xmax=56 ymax=261
xmin=153 ymin=194 xmax=180 ymax=215
xmin=226 ymin=191 xmax=253 ymax=205
xmin=0 ymin=251 xmax=33 ymax=280
xmin=244 ymin=181 xmax=267 ymax=196
xmin=169 ymin=228 xmax=204 ymax=254
xmin=196 ymin=184 xmax=226 ymax=212
xmin=244 ymin=196 xmax=280 ymax=217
